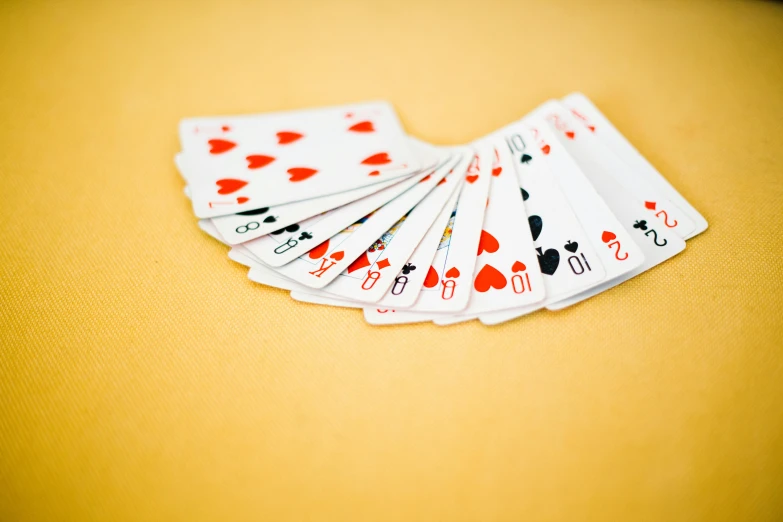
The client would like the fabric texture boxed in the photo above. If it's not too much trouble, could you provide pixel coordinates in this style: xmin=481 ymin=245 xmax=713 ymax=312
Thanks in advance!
xmin=1 ymin=0 xmax=782 ymax=521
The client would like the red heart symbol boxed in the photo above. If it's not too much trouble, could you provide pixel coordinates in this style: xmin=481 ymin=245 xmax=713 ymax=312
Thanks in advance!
xmin=216 ymin=178 xmax=247 ymax=195
xmin=565 ymin=130 xmax=575 ymax=139
xmin=587 ymin=125 xmax=596 ymax=132
xmin=445 ymin=267 xmax=460 ymax=278
xmin=466 ymin=175 xmax=478 ymax=184
xmin=419 ymin=174 xmax=432 ymax=183
xmin=474 ymin=264 xmax=507 ymax=292
xmin=237 ymin=197 xmax=249 ymax=204
xmin=308 ymin=240 xmax=330 ymax=259
xmin=347 ymin=252 xmax=371 ymax=273
xmin=277 ymin=131 xmax=303 ymax=145
xmin=477 ymin=230 xmax=499 ymax=255
xmin=423 ymin=266 xmax=439 ymax=288
xmin=645 ymin=201 xmax=657 ymax=210
xmin=221 ymin=125 xmax=231 ymax=132
xmin=208 ymin=139 xmax=236 ymax=154
xmin=511 ymin=261 xmax=526 ymax=272
xmin=246 ymin=155 xmax=275 ymax=169
xmin=492 ymin=166 xmax=502 ymax=177
xmin=541 ymin=144 xmax=551 ymax=155
xmin=348 ymin=121 xmax=375 ymax=133
xmin=601 ymin=231 xmax=617 ymax=243
xmin=287 ymin=167 xmax=318 ymax=182
xmin=437 ymin=178 xmax=447 ymax=186
xmin=330 ymin=250 xmax=344 ymax=261
xmin=361 ymin=152 xmax=391 ymax=165
xmin=368 ymin=170 xmax=380 ymax=176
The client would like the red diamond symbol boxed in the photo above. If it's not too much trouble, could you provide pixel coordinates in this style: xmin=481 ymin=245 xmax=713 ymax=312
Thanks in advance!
xmin=377 ymin=258 xmax=391 ymax=270
xmin=645 ymin=201 xmax=657 ymax=210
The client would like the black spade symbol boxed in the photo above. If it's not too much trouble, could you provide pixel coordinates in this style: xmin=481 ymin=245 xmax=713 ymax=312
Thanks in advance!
xmin=236 ymin=207 xmax=269 ymax=216
xmin=263 ymin=215 xmax=277 ymax=223
xmin=521 ymin=188 xmax=530 ymax=201
xmin=520 ymin=154 xmax=532 ymax=164
xmin=564 ymin=240 xmax=578 ymax=253
xmin=536 ymin=247 xmax=560 ymax=276
xmin=528 ymin=215 xmax=543 ymax=241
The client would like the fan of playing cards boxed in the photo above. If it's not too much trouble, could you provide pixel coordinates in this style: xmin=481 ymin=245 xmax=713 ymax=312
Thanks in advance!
xmin=177 ymin=93 xmax=707 ymax=326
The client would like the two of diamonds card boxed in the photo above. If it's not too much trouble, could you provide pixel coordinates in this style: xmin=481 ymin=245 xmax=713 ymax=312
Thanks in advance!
xmin=177 ymin=94 xmax=707 ymax=326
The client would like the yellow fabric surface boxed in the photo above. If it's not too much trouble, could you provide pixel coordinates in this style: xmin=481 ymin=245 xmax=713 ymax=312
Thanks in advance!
xmin=1 ymin=0 xmax=782 ymax=520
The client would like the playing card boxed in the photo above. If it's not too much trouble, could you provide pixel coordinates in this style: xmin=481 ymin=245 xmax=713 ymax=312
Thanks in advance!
xmin=524 ymin=117 xmax=645 ymax=284
xmin=363 ymin=143 xmax=494 ymax=325
xmin=562 ymin=93 xmax=708 ymax=239
xmin=286 ymin=149 xmax=471 ymax=303
xmin=242 ymin=165 xmax=437 ymax=267
xmin=180 ymin=101 xmax=422 ymax=217
xmin=178 ymin=153 xmax=408 ymax=245
xmin=468 ymin=124 xmax=607 ymax=324
xmin=267 ymin=157 xmax=454 ymax=290
xmin=531 ymin=103 xmax=686 ymax=309
xmin=431 ymin=144 xmax=545 ymax=324
xmin=290 ymin=184 xmax=461 ymax=310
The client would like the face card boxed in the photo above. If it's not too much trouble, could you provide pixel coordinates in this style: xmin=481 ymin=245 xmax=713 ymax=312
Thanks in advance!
xmin=285 ymin=150 xmax=470 ymax=303
xmin=180 ymin=102 xmax=427 ymax=217
xmin=362 ymin=143 xmax=494 ymax=323
xmin=431 ymin=143 xmax=545 ymax=324
xmin=242 ymin=168 xmax=433 ymax=267
xmin=562 ymin=93 xmax=708 ymax=239
xmin=267 ymin=157 xmax=453 ymax=290
xmin=289 ymin=186 xmax=462 ymax=309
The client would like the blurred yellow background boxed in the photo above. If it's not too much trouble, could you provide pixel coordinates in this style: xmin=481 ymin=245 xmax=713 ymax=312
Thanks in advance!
xmin=1 ymin=0 xmax=782 ymax=520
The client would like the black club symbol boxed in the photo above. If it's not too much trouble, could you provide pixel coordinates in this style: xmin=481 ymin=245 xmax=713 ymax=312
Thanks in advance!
xmin=298 ymin=231 xmax=313 ymax=240
xmin=401 ymin=263 xmax=416 ymax=275
xmin=633 ymin=220 xmax=648 ymax=231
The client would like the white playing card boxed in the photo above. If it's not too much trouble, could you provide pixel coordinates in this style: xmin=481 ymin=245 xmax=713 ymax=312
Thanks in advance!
xmin=289 ymin=186 xmax=461 ymax=309
xmin=480 ymin=119 xmax=638 ymax=325
xmin=363 ymin=143 xmax=494 ymax=324
xmin=242 ymin=165 xmax=436 ymax=267
xmin=471 ymin=125 xmax=608 ymax=325
xmin=529 ymin=103 xmax=686 ymax=310
xmin=267 ymin=157 xmax=454 ymax=290
xmin=286 ymin=149 xmax=471 ymax=303
xmin=523 ymin=117 xmax=645 ymax=287
xmin=562 ymin=92 xmax=708 ymax=239
xmin=178 ymin=153 xmax=407 ymax=245
xmin=180 ymin=101 xmax=423 ymax=217
xmin=432 ymin=143 xmax=545 ymax=324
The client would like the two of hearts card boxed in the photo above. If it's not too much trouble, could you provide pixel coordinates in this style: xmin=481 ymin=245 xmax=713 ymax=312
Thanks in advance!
xmin=177 ymin=93 xmax=707 ymax=326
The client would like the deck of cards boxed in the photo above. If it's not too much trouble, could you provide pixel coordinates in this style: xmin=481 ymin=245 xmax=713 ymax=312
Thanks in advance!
xmin=176 ymin=93 xmax=707 ymax=326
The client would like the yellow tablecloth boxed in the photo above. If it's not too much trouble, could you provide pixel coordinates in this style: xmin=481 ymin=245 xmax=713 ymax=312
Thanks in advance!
xmin=2 ymin=1 xmax=782 ymax=520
